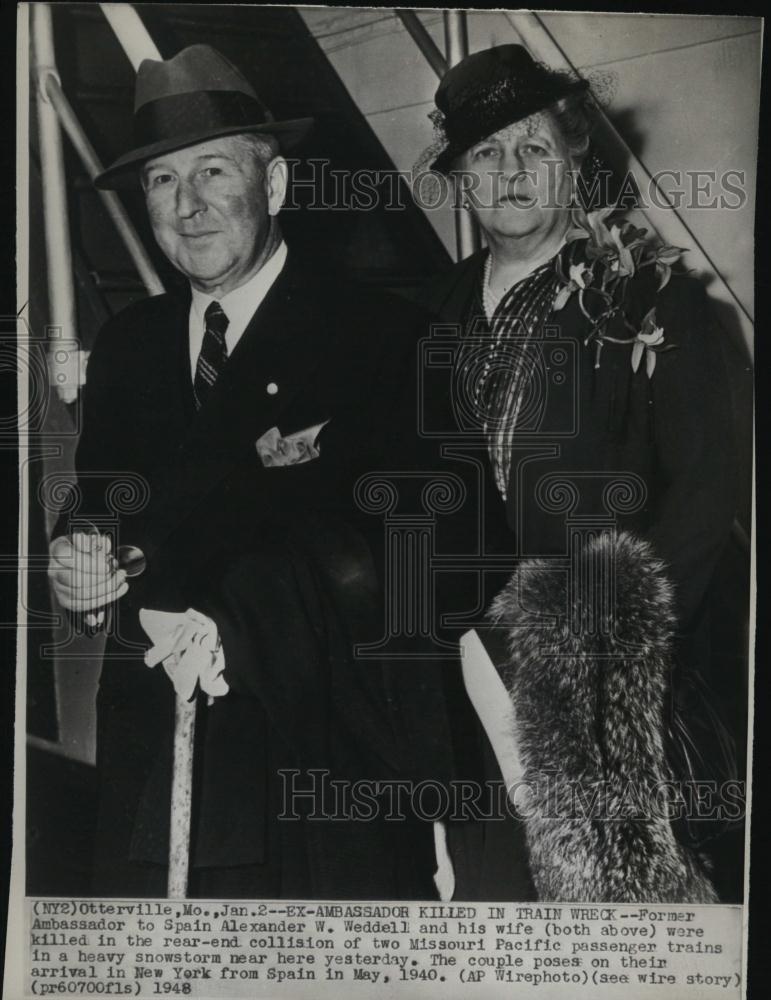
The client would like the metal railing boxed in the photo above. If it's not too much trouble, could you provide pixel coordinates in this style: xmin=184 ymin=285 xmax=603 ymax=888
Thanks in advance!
xmin=505 ymin=10 xmax=754 ymax=344
xmin=396 ymin=10 xmax=447 ymax=77
xmin=395 ymin=9 xmax=481 ymax=261
xmin=32 ymin=3 xmax=164 ymax=402
xmin=394 ymin=8 xmax=752 ymax=553
xmin=99 ymin=3 xmax=162 ymax=69
xmin=395 ymin=7 xmax=756 ymax=350
xmin=43 ymin=74 xmax=163 ymax=297
xmin=32 ymin=4 xmax=79 ymax=403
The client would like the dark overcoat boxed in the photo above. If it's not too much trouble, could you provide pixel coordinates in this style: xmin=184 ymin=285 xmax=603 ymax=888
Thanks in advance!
xmin=64 ymin=254 xmax=448 ymax=899
xmin=422 ymin=248 xmax=737 ymax=620
xmin=419 ymin=246 xmax=741 ymax=899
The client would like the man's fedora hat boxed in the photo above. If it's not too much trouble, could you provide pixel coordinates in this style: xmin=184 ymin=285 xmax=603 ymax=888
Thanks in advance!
xmin=429 ymin=44 xmax=589 ymax=174
xmin=95 ymin=45 xmax=313 ymax=189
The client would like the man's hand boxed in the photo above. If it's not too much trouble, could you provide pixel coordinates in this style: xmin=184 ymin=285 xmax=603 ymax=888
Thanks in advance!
xmin=140 ymin=608 xmax=229 ymax=702
xmin=48 ymin=532 xmax=128 ymax=613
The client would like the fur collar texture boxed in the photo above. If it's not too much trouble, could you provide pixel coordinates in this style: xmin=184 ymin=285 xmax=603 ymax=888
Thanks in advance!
xmin=488 ymin=531 xmax=717 ymax=902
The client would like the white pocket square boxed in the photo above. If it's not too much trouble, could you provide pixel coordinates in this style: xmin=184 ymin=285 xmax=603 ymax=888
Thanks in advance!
xmin=255 ymin=421 xmax=329 ymax=468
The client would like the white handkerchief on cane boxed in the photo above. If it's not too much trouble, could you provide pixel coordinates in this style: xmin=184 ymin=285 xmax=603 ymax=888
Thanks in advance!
xmin=140 ymin=608 xmax=228 ymax=702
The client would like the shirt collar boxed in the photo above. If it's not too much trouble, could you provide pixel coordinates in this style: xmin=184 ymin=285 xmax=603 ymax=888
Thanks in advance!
xmin=190 ymin=240 xmax=288 ymax=333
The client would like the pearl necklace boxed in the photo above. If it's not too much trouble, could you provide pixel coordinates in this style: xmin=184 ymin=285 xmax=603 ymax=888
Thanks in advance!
xmin=482 ymin=253 xmax=500 ymax=322
xmin=484 ymin=248 xmax=563 ymax=323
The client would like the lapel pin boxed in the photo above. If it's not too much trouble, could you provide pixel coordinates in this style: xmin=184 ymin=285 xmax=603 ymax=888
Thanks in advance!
xmin=266 ymin=382 xmax=279 ymax=395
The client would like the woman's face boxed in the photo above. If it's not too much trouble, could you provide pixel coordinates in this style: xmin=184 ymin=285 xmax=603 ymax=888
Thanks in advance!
xmin=455 ymin=111 xmax=575 ymax=246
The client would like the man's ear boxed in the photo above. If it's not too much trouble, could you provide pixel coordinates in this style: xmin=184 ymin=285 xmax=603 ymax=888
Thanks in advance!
xmin=266 ymin=156 xmax=288 ymax=217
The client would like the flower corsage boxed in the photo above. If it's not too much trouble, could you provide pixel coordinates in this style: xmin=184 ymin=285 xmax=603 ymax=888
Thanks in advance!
xmin=554 ymin=206 xmax=685 ymax=377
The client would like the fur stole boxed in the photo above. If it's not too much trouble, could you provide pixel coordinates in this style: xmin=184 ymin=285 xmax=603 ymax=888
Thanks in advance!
xmin=487 ymin=531 xmax=717 ymax=903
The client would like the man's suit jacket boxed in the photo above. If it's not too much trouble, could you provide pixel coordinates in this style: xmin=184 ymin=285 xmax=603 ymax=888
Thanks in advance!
xmin=66 ymin=254 xmax=444 ymax=898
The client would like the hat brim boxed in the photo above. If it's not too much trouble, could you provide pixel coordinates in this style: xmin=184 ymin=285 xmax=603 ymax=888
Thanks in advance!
xmin=94 ymin=117 xmax=314 ymax=190
xmin=429 ymin=79 xmax=589 ymax=175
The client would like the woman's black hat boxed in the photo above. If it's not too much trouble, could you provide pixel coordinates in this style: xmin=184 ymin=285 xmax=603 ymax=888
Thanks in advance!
xmin=430 ymin=44 xmax=589 ymax=174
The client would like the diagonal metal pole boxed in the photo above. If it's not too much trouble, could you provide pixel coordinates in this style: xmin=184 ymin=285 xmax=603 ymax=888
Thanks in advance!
xmin=395 ymin=9 xmax=480 ymax=261
xmin=99 ymin=3 xmax=162 ymax=69
xmin=41 ymin=74 xmax=164 ymax=297
xmin=443 ymin=11 xmax=480 ymax=260
xmin=32 ymin=4 xmax=79 ymax=403
xmin=395 ymin=10 xmax=447 ymax=78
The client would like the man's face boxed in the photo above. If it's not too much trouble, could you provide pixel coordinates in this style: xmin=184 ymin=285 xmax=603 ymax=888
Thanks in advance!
xmin=142 ymin=135 xmax=283 ymax=295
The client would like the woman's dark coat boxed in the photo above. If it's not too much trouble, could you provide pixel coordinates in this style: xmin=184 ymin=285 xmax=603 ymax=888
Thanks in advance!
xmin=419 ymin=246 xmax=740 ymax=900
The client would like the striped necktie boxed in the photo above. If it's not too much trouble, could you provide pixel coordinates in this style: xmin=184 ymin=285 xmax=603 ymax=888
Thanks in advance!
xmin=193 ymin=301 xmax=229 ymax=410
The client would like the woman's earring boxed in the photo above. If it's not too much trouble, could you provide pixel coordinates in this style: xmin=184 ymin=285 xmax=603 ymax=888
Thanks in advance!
xmin=462 ymin=198 xmax=471 ymax=210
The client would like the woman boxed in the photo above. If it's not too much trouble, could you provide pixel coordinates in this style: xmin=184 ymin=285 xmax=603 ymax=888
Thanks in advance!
xmin=420 ymin=45 xmax=740 ymax=902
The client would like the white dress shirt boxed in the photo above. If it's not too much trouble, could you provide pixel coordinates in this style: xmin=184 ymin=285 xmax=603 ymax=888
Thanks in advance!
xmin=188 ymin=240 xmax=288 ymax=377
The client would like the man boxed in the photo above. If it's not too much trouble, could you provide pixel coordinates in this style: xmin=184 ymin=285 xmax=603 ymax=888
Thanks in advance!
xmin=47 ymin=44 xmax=443 ymax=899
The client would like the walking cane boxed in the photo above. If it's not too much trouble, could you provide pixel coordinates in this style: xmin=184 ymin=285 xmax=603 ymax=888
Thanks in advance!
xmin=168 ymin=694 xmax=197 ymax=898
xmin=165 ymin=620 xmax=226 ymax=897
xmin=139 ymin=602 xmax=227 ymax=898
xmin=99 ymin=543 xmax=200 ymax=899
xmin=137 ymin=604 xmax=201 ymax=899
